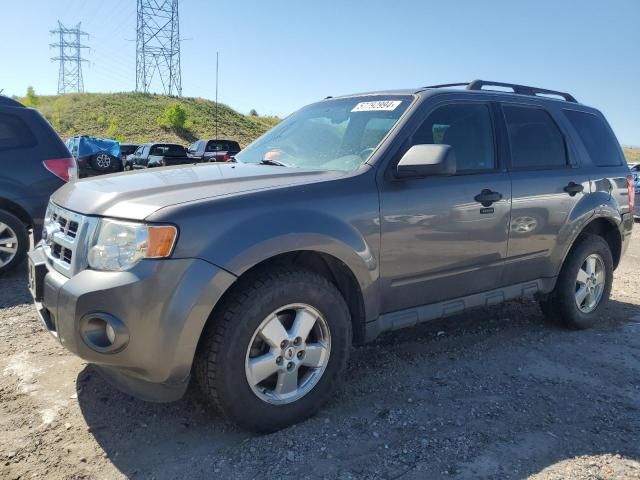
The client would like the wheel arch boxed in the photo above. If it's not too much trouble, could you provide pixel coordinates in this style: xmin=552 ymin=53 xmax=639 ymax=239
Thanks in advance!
xmin=564 ymin=216 xmax=623 ymax=270
xmin=201 ymin=250 xmax=368 ymax=346
xmin=0 ymin=197 xmax=33 ymax=228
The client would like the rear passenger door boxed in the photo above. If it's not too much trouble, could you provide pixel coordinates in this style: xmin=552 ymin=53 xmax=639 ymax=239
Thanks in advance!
xmin=500 ymin=103 xmax=591 ymax=284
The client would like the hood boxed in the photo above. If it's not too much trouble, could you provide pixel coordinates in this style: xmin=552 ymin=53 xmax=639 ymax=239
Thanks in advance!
xmin=52 ymin=163 xmax=347 ymax=220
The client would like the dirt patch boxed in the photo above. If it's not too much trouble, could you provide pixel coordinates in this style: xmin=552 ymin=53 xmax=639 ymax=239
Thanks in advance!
xmin=1 ymin=229 xmax=639 ymax=479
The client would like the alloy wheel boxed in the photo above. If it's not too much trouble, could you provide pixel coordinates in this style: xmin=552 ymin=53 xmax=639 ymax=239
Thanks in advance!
xmin=0 ymin=222 xmax=19 ymax=268
xmin=245 ymin=303 xmax=331 ymax=405
xmin=96 ymin=154 xmax=111 ymax=169
xmin=575 ymin=253 xmax=606 ymax=313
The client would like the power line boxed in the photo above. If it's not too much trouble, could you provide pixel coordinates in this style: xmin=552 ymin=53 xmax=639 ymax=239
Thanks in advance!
xmin=50 ymin=21 xmax=90 ymax=94
xmin=136 ymin=0 xmax=182 ymax=96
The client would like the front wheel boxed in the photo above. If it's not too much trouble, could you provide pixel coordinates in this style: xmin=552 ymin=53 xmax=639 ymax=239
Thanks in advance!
xmin=539 ymin=234 xmax=613 ymax=329
xmin=195 ymin=268 xmax=352 ymax=432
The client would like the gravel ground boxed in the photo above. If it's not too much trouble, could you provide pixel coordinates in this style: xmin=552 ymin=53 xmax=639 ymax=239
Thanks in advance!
xmin=1 ymin=229 xmax=639 ymax=480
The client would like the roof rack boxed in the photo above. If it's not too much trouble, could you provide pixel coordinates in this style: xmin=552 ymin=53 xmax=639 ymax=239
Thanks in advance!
xmin=0 ymin=96 xmax=24 ymax=107
xmin=424 ymin=79 xmax=578 ymax=103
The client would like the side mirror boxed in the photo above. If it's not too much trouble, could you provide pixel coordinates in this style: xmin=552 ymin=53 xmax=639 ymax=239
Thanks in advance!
xmin=396 ymin=144 xmax=456 ymax=178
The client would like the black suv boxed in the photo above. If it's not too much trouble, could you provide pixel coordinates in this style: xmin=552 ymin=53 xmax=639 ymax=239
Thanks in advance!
xmin=0 ymin=96 xmax=74 ymax=274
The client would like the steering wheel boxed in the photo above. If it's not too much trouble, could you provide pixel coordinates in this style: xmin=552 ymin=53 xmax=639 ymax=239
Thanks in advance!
xmin=359 ymin=147 xmax=375 ymax=160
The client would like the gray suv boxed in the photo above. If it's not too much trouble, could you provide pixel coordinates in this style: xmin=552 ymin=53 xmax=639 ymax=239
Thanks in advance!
xmin=28 ymin=80 xmax=634 ymax=432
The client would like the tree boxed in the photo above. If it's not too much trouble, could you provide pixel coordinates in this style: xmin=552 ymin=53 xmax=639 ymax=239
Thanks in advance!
xmin=24 ymin=86 xmax=39 ymax=107
xmin=249 ymin=108 xmax=259 ymax=117
xmin=158 ymin=102 xmax=187 ymax=130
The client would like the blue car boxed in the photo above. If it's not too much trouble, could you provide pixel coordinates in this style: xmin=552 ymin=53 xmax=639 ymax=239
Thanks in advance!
xmin=65 ymin=135 xmax=122 ymax=177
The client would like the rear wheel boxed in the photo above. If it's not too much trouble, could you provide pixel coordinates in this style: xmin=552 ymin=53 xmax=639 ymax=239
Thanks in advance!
xmin=90 ymin=152 xmax=115 ymax=172
xmin=0 ymin=210 xmax=28 ymax=275
xmin=195 ymin=268 xmax=352 ymax=432
xmin=539 ymin=234 xmax=613 ymax=329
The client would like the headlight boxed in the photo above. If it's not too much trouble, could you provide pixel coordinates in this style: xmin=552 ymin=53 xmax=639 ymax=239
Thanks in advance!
xmin=88 ymin=219 xmax=177 ymax=271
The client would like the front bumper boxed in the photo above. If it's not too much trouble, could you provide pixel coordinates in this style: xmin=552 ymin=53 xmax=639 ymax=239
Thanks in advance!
xmin=29 ymin=245 xmax=236 ymax=402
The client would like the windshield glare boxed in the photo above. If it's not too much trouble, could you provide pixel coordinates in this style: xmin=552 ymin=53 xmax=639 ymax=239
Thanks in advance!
xmin=235 ymin=96 xmax=412 ymax=171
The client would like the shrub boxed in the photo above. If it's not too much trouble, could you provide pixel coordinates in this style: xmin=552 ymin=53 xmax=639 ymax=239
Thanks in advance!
xmin=106 ymin=118 xmax=119 ymax=138
xmin=24 ymin=86 xmax=39 ymax=107
xmin=158 ymin=102 xmax=187 ymax=130
xmin=249 ymin=108 xmax=259 ymax=117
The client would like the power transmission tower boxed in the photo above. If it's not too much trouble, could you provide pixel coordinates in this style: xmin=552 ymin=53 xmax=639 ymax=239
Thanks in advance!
xmin=136 ymin=0 xmax=182 ymax=96
xmin=50 ymin=22 xmax=89 ymax=94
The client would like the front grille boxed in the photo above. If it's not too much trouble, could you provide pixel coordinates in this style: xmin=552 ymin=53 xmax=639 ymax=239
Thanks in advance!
xmin=43 ymin=203 xmax=96 ymax=277
xmin=51 ymin=213 xmax=79 ymax=239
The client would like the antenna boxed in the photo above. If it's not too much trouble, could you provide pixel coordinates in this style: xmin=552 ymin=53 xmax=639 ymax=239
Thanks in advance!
xmin=136 ymin=0 xmax=182 ymax=96
xmin=215 ymin=51 xmax=219 ymax=139
xmin=50 ymin=22 xmax=89 ymax=94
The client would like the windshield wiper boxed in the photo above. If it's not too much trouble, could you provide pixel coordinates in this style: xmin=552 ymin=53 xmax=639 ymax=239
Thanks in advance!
xmin=259 ymin=158 xmax=290 ymax=167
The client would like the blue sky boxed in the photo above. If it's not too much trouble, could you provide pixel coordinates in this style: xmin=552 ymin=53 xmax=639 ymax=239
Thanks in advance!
xmin=1 ymin=0 xmax=638 ymax=145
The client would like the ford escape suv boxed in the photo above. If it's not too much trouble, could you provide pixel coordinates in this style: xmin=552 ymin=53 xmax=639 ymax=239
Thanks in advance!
xmin=28 ymin=80 xmax=634 ymax=432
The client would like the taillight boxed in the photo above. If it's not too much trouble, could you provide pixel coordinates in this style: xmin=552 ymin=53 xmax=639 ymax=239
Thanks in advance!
xmin=627 ymin=175 xmax=635 ymax=211
xmin=222 ymin=153 xmax=230 ymax=162
xmin=43 ymin=157 xmax=77 ymax=182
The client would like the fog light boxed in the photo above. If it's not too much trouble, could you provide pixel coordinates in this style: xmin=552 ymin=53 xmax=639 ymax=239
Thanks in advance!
xmin=79 ymin=313 xmax=129 ymax=353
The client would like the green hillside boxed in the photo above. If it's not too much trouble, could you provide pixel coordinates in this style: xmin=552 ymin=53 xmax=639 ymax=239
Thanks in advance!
xmin=624 ymin=147 xmax=640 ymax=164
xmin=22 ymin=92 xmax=279 ymax=147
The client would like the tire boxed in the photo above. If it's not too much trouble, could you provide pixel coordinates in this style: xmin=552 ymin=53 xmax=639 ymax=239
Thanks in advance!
xmin=539 ymin=234 xmax=613 ymax=329
xmin=90 ymin=152 xmax=116 ymax=173
xmin=194 ymin=268 xmax=352 ymax=432
xmin=0 ymin=210 xmax=29 ymax=276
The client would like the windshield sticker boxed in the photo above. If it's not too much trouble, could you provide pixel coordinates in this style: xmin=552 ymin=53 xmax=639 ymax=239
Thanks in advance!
xmin=351 ymin=100 xmax=402 ymax=112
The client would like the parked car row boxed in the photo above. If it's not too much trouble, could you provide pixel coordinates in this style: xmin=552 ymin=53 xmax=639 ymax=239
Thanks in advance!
xmin=124 ymin=143 xmax=192 ymax=170
xmin=121 ymin=139 xmax=241 ymax=170
xmin=63 ymin=137 xmax=243 ymax=175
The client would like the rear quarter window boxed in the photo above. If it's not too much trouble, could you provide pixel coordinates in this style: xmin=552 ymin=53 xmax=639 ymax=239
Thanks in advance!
xmin=0 ymin=113 xmax=37 ymax=151
xmin=564 ymin=110 xmax=623 ymax=167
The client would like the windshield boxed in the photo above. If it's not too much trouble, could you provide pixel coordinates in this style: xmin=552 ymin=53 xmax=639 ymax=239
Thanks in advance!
xmin=235 ymin=96 xmax=413 ymax=171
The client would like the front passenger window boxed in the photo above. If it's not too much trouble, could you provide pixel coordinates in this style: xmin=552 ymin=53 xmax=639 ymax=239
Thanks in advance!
xmin=412 ymin=103 xmax=496 ymax=172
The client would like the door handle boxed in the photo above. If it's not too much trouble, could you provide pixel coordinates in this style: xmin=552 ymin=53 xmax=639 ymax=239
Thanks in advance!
xmin=564 ymin=182 xmax=584 ymax=196
xmin=474 ymin=189 xmax=503 ymax=207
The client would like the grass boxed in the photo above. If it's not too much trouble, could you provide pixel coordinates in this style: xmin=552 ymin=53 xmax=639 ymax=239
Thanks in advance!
xmin=624 ymin=147 xmax=640 ymax=164
xmin=21 ymin=92 xmax=279 ymax=147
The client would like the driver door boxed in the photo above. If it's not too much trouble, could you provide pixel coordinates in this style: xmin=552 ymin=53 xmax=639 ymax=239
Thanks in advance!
xmin=378 ymin=101 xmax=512 ymax=313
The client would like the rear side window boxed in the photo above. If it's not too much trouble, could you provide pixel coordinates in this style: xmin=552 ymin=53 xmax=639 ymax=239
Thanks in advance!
xmin=412 ymin=103 xmax=496 ymax=172
xmin=206 ymin=141 xmax=230 ymax=152
xmin=503 ymin=106 xmax=567 ymax=169
xmin=564 ymin=110 xmax=622 ymax=167
xmin=0 ymin=113 xmax=36 ymax=151
xmin=210 ymin=141 xmax=239 ymax=151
